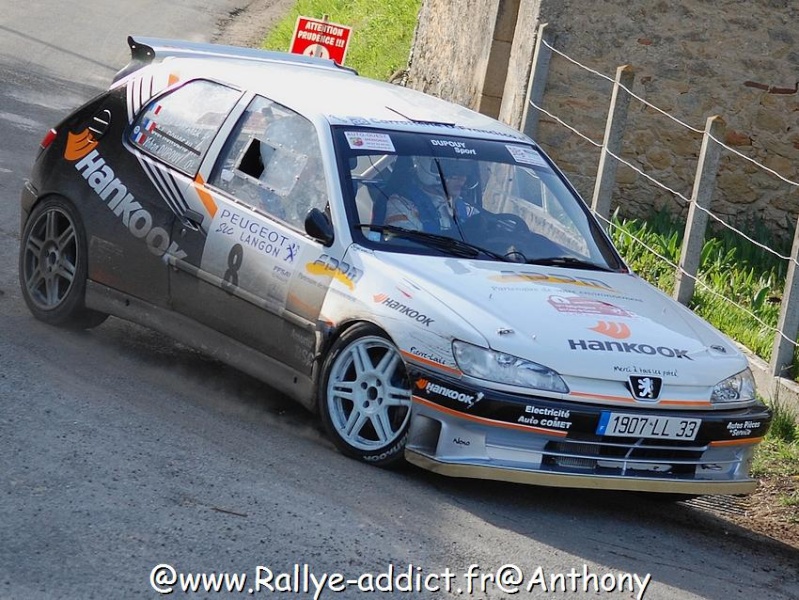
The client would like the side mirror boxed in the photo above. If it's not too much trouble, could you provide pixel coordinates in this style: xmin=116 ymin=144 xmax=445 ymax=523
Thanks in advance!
xmin=305 ymin=207 xmax=335 ymax=246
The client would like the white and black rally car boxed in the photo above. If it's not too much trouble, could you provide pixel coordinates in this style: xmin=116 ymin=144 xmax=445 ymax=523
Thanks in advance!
xmin=19 ymin=36 xmax=771 ymax=495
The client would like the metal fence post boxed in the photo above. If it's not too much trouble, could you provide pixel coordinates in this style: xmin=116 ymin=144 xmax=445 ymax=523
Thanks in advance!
xmin=591 ymin=64 xmax=635 ymax=227
xmin=521 ymin=23 xmax=554 ymax=141
xmin=770 ymin=220 xmax=799 ymax=378
xmin=673 ymin=115 xmax=726 ymax=306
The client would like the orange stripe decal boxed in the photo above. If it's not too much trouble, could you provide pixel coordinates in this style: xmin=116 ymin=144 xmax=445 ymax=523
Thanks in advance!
xmin=570 ymin=391 xmax=636 ymax=403
xmin=414 ymin=396 xmax=568 ymax=437
xmin=193 ymin=175 xmax=217 ymax=218
xmin=710 ymin=437 xmax=764 ymax=447
xmin=659 ymin=400 xmax=713 ymax=408
xmin=570 ymin=391 xmax=712 ymax=408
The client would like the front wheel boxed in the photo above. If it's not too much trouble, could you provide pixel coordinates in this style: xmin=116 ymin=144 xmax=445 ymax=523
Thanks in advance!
xmin=18 ymin=197 xmax=107 ymax=329
xmin=319 ymin=324 xmax=413 ymax=466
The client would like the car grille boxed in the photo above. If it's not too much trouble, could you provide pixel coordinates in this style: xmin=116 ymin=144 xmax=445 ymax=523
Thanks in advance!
xmin=542 ymin=435 xmax=708 ymax=477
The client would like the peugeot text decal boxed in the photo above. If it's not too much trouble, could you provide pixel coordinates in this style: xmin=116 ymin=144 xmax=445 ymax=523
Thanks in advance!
xmin=215 ymin=208 xmax=298 ymax=264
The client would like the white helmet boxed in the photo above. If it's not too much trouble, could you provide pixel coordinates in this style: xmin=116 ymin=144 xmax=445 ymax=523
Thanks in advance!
xmin=413 ymin=156 xmax=441 ymax=187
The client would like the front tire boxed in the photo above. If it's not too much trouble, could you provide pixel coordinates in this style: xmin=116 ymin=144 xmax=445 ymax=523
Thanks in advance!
xmin=19 ymin=197 xmax=107 ymax=329
xmin=319 ymin=324 xmax=413 ymax=466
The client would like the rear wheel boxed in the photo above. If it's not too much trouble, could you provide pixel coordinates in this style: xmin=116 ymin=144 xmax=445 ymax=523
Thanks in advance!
xmin=19 ymin=197 xmax=107 ymax=329
xmin=319 ymin=324 xmax=413 ymax=466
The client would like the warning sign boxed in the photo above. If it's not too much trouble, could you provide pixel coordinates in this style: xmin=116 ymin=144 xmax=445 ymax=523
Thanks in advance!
xmin=290 ymin=16 xmax=353 ymax=65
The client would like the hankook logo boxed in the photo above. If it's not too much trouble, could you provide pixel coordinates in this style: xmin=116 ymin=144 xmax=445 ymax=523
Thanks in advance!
xmin=590 ymin=321 xmax=631 ymax=340
xmin=67 ymin=132 xmax=186 ymax=261
xmin=374 ymin=294 xmax=434 ymax=327
xmin=415 ymin=378 xmax=483 ymax=407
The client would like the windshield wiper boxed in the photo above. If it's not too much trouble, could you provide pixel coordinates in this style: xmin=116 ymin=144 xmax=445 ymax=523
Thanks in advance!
xmin=356 ymin=223 xmax=511 ymax=261
xmin=526 ymin=256 xmax=612 ymax=271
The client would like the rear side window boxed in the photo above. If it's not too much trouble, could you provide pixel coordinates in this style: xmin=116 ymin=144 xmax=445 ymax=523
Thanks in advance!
xmin=130 ymin=79 xmax=241 ymax=176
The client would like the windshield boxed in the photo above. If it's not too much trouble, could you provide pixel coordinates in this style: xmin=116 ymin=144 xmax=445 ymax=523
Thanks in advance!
xmin=333 ymin=128 xmax=624 ymax=270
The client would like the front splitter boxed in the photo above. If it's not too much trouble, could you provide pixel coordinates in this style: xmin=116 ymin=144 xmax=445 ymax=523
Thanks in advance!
xmin=405 ymin=449 xmax=758 ymax=495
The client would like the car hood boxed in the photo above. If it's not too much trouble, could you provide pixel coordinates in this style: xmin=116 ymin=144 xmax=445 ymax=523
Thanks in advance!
xmin=372 ymin=252 xmax=747 ymax=386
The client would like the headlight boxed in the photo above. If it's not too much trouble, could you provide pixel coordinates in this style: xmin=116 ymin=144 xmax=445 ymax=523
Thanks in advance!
xmin=711 ymin=369 xmax=756 ymax=404
xmin=452 ymin=340 xmax=569 ymax=393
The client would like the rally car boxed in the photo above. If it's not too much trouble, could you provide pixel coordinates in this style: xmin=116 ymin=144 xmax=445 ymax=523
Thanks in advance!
xmin=19 ymin=36 xmax=771 ymax=495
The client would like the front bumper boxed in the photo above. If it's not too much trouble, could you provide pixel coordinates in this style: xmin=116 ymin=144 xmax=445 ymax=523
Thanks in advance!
xmin=405 ymin=368 xmax=771 ymax=495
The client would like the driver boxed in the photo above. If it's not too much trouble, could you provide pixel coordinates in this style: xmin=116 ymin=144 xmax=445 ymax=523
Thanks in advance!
xmin=383 ymin=157 xmax=477 ymax=234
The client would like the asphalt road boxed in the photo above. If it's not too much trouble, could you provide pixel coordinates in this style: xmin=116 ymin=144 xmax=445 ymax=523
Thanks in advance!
xmin=1 ymin=2 xmax=798 ymax=599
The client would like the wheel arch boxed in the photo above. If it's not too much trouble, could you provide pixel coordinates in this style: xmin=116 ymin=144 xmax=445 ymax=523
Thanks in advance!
xmin=310 ymin=316 xmax=401 ymax=414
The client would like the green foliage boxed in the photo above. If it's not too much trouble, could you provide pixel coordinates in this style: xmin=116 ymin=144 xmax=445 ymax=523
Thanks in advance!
xmin=261 ymin=0 xmax=423 ymax=80
xmin=766 ymin=400 xmax=798 ymax=444
xmin=751 ymin=436 xmax=799 ymax=477
xmin=608 ymin=209 xmax=680 ymax=292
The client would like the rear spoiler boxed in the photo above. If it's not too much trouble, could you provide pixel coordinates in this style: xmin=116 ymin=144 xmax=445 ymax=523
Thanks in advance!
xmin=113 ymin=35 xmax=357 ymax=83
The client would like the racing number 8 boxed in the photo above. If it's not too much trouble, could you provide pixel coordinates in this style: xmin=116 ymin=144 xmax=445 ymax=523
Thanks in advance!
xmin=222 ymin=243 xmax=244 ymax=291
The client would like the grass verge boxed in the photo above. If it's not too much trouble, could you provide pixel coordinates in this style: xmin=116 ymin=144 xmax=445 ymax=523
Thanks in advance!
xmin=260 ymin=0 xmax=422 ymax=80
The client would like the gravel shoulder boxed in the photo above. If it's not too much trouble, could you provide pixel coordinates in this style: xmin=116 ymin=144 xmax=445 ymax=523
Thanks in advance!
xmin=213 ymin=0 xmax=296 ymax=48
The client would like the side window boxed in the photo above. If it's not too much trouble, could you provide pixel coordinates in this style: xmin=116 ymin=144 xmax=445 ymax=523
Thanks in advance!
xmin=130 ymin=80 xmax=241 ymax=176
xmin=209 ymin=95 xmax=329 ymax=230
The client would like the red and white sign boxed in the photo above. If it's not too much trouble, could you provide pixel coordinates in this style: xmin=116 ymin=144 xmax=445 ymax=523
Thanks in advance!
xmin=290 ymin=16 xmax=352 ymax=65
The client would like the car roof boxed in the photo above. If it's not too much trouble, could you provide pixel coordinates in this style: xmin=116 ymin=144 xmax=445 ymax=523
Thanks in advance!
xmin=122 ymin=37 xmax=530 ymax=143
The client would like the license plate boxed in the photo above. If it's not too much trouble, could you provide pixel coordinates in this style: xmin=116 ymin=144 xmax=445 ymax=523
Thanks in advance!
xmin=596 ymin=412 xmax=701 ymax=441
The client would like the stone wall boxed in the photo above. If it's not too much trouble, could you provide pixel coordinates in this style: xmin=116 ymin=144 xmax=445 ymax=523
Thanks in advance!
xmin=406 ymin=0 xmax=799 ymax=239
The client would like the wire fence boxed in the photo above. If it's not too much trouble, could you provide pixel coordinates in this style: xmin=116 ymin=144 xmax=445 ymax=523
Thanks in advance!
xmin=523 ymin=26 xmax=799 ymax=379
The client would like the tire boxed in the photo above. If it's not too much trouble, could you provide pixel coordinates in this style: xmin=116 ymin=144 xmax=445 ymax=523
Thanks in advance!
xmin=18 ymin=197 xmax=108 ymax=329
xmin=319 ymin=324 xmax=413 ymax=466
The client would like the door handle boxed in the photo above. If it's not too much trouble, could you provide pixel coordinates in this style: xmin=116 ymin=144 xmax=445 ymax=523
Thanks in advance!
xmin=181 ymin=209 xmax=206 ymax=233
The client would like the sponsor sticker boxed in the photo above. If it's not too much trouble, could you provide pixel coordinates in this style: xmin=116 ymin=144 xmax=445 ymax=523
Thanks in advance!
xmin=415 ymin=377 xmax=483 ymax=408
xmin=344 ymin=131 xmax=395 ymax=152
xmin=490 ymin=270 xmax=615 ymax=292
xmin=516 ymin=405 xmax=573 ymax=430
xmin=726 ymin=420 xmax=765 ymax=437
xmin=408 ymin=346 xmax=448 ymax=367
xmin=568 ymin=339 xmax=693 ymax=360
xmin=430 ymin=139 xmax=477 ymax=155
xmin=66 ymin=132 xmax=185 ymax=261
xmin=505 ymin=144 xmax=547 ymax=167
xmin=214 ymin=207 xmax=299 ymax=264
xmin=305 ymin=254 xmax=363 ymax=290
xmin=374 ymin=293 xmax=434 ymax=327
xmin=548 ymin=295 xmax=633 ymax=317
